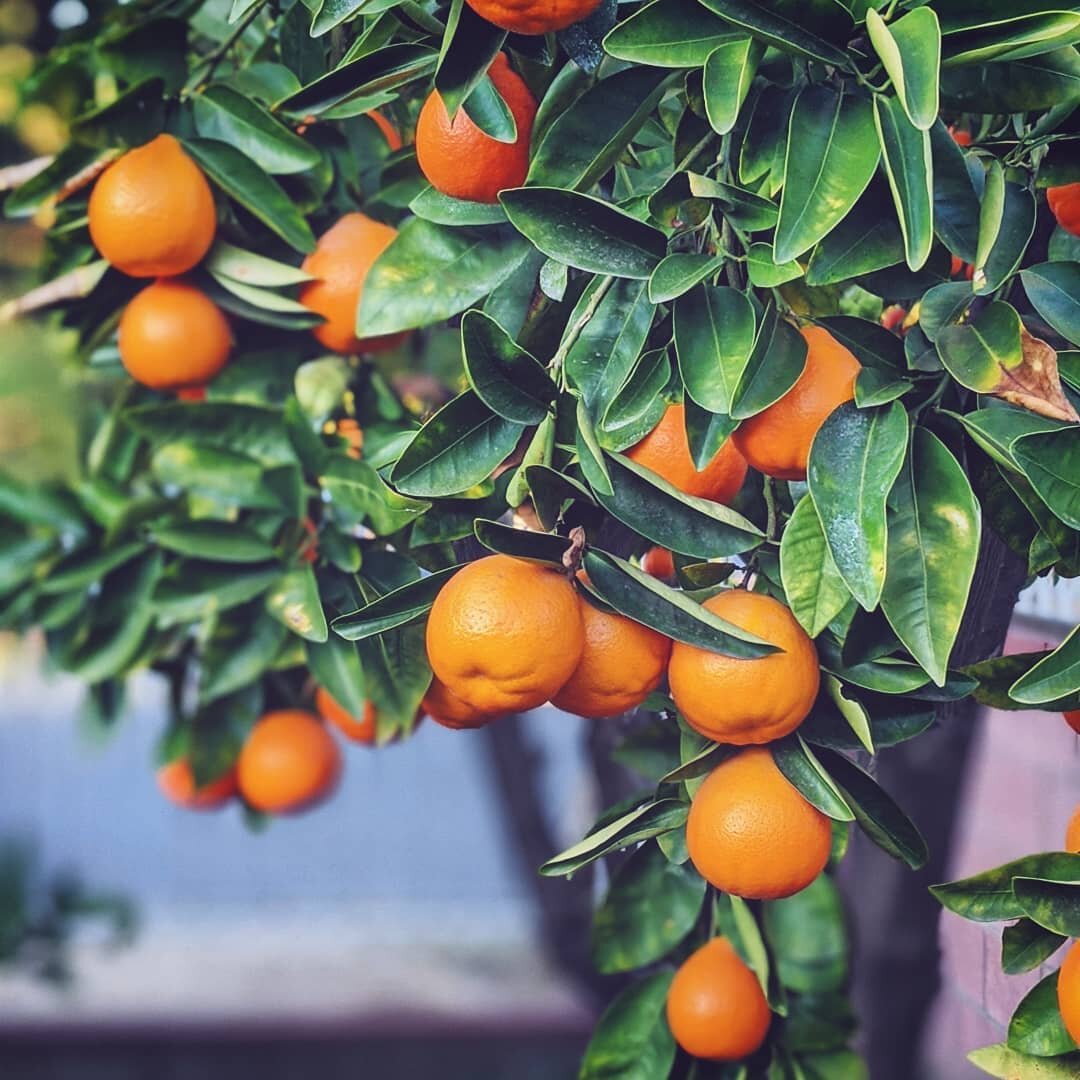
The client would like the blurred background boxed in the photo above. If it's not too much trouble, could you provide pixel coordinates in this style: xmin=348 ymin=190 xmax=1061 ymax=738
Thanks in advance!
xmin=1 ymin=4 xmax=1079 ymax=1077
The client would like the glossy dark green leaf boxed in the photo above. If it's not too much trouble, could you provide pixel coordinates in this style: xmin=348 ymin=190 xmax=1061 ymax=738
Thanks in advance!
xmin=152 ymin=522 xmax=278 ymax=563
xmin=320 ymin=457 xmax=430 ymax=535
xmin=433 ymin=1 xmax=505 ymax=118
xmin=866 ymin=7 xmax=941 ymax=130
xmin=941 ymin=8 xmax=1080 ymax=67
xmin=682 ymin=394 xmax=738 ymax=470
xmin=816 ymin=315 xmax=906 ymax=372
xmin=941 ymin=49 xmax=1080 ymax=113
xmin=1022 ymin=262 xmax=1080 ymax=346
xmin=201 ymin=611 xmax=289 ymax=704
xmin=152 ymin=563 xmax=281 ymax=625
xmin=1010 ymin=624 xmax=1080 ymax=704
xmin=472 ymin=519 xmax=571 ymax=565
xmin=962 ymin=650 xmax=1080 ymax=711
xmin=332 ymin=566 xmax=459 ymax=641
xmin=919 ymin=282 xmax=973 ymax=342
xmin=674 ymin=286 xmax=756 ymax=413
xmin=854 ymin=369 xmax=912 ymax=407
xmin=1014 ymin=429 xmax=1080 ymax=531
xmin=264 ymin=564 xmax=328 ymax=642
xmin=648 ymin=253 xmax=724 ymax=304
xmin=731 ymin=303 xmax=808 ymax=420
xmin=358 ymin=621 xmax=430 ymax=736
xmin=305 ymin=633 xmax=366 ymax=719
xmin=602 ymin=0 xmax=741 ymax=66
xmin=980 ymin=180 xmax=1037 ymax=295
xmin=806 ymin=187 xmax=904 ymax=291
xmin=774 ymin=86 xmax=880 ymax=264
xmin=874 ymin=95 xmax=934 ymax=271
xmin=390 ymin=390 xmax=525 ymax=498
xmin=763 ymin=873 xmax=849 ymax=993
xmin=460 ymin=73 xmax=517 ymax=142
xmin=578 ymin=972 xmax=677 ymax=1080
xmin=1008 ymin=972 xmax=1077 ymax=1057
xmin=599 ymin=349 xmax=672 ymax=451
xmin=501 ymin=188 xmax=667 ymax=279
xmin=772 ymin=736 xmax=854 ymax=821
xmin=808 ymin=401 xmax=908 ymax=610
xmin=703 ymin=37 xmax=764 ymax=135
xmin=591 ymin=843 xmax=705 ymax=974
xmin=696 ymin=0 xmax=852 ymax=67
xmin=357 ymin=218 xmax=531 ymax=336
xmin=746 ymin=242 xmax=803 ymax=287
xmin=1002 ymin=918 xmax=1068 ymax=975
xmin=780 ymin=494 xmax=851 ymax=638
xmin=739 ymin=83 xmax=792 ymax=190
xmin=688 ymin=173 xmax=779 ymax=231
xmin=1014 ymin=878 xmax=1080 ymax=940
xmin=930 ymin=119 xmax=980 ymax=262
xmin=408 ymin=186 xmax=508 ymax=226
xmin=930 ymin=853 xmax=1080 ymax=922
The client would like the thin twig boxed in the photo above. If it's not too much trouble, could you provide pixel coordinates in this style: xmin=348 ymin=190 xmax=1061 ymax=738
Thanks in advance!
xmin=0 ymin=262 xmax=108 ymax=323
xmin=0 ymin=157 xmax=52 ymax=193
xmin=185 ymin=1 xmax=266 ymax=95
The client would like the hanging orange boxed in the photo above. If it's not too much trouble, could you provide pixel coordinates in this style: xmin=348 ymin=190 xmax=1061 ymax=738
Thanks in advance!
xmin=315 ymin=687 xmax=377 ymax=744
xmin=156 ymin=758 xmax=237 ymax=810
xmin=1048 ymin=184 xmax=1080 ymax=238
xmin=422 ymin=675 xmax=501 ymax=730
xmin=464 ymin=0 xmax=602 ymax=34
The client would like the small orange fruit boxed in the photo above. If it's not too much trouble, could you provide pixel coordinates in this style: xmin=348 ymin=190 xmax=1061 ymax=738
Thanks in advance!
xmin=368 ymin=109 xmax=403 ymax=151
xmin=118 ymin=279 xmax=232 ymax=390
xmin=668 ymin=589 xmax=819 ymax=745
xmin=425 ymin=554 xmax=584 ymax=713
xmin=1058 ymin=941 xmax=1080 ymax=1045
xmin=1066 ymin=805 xmax=1080 ymax=853
xmin=337 ymin=418 xmax=364 ymax=459
xmin=687 ymin=747 xmax=832 ymax=900
xmin=1049 ymin=184 xmax=1080 ymax=237
xmin=422 ymin=675 xmax=500 ymax=730
xmin=666 ymin=937 xmax=771 ymax=1061
xmin=1065 ymin=710 xmax=1080 ymax=735
xmin=641 ymin=547 xmax=676 ymax=581
xmin=237 ymin=710 xmax=342 ymax=814
xmin=464 ymin=0 xmax=602 ymax=34
xmin=315 ymin=686 xmax=376 ymax=744
xmin=552 ymin=588 xmax=671 ymax=719
xmin=415 ymin=53 xmax=537 ymax=204
xmin=880 ymin=304 xmax=907 ymax=332
xmin=949 ymin=125 xmax=972 ymax=147
xmin=156 ymin=758 xmax=237 ymax=810
xmin=732 ymin=325 xmax=861 ymax=481
xmin=299 ymin=212 xmax=407 ymax=355
xmin=88 ymin=134 xmax=216 ymax=277
xmin=626 ymin=403 xmax=747 ymax=503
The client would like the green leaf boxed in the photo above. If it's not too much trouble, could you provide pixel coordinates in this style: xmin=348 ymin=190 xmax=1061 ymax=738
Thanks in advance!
xmin=963 ymin=651 xmax=1080 ymax=712
xmin=305 ymin=633 xmax=366 ymax=719
xmin=772 ymin=735 xmax=854 ymax=821
xmin=591 ymin=843 xmax=706 ymax=974
xmin=461 ymin=311 xmax=556 ymax=424
xmin=201 ymin=611 xmax=288 ymax=704
xmin=866 ymin=7 xmax=941 ymax=130
xmin=648 ymin=253 xmax=724 ymax=304
xmin=576 ymin=399 xmax=615 ymax=498
xmin=763 ymin=873 xmax=849 ymax=993
xmin=806 ymin=183 xmax=905 ymax=287
xmin=1022 ymin=262 xmax=1080 ymax=346
xmin=774 ymin=86 xmax=880 ymax=264
xmin=941 ymin=49 xmax=1080 ymax=113
xmin=433 ymin=2 xmax=505 ymax=118
xmin=152 ymin=563 xmax=281 ymax=625
xmin=919 ymin=281 xmax=973 ymax=342
xmin=333 ymin=566 xmax=458 ymax=641
xmin=746 ymin=242 xmax=804 ymax=288
xmin=1008 ymin=972 xmax=1078 ymax=1058
xmin=855 ymin=369 xmax=912 ymax=407
xmin=696 ymin=0 xmax=853 ymax=67
xmin=500 ymin=188 xmax=667 ymax=279
xmin=150 ymin=443 xmax=285 ymax=511
xmin=941 ymin=8 xmax=1080 ymax=67
xmin=881 ymin=428 xmax=980 ymax=686
xmin=1002 ymin=919 xmax=1067 ymax=975
xmin=183 ymin=138 xmax=315 ymax=253
xmin=599 ymin=349 xmax=672 ymax=451
xmin=1014 ymin=879 xmax=1080 ymax=939
xmin=357 ymin=218 xmax=531 ymax=336
xmin=152 ymin=522 xmax=278 ymax=563
xmin=593 ymin=453 xmax=765 ymax=559
xmin=930 ymin=119 xmax=980 ymax=262
xmin=461 ymin=73 xmax=517 ymax=142
xmin=4 ymin=144 xmax=104 ymax=219
xmin=582 ymin=550 xmax=775 ymax=658
xmin=205 ymin=242 xmax=313 ymax=287
xmin=968 ymin=1044 xmax=1080 ymax=1078
xmin=1014 ymin=430 xmax=1080 ymax=531
xmin=320 ymin=458 xmax=430 ymax=535
xmin=780 ymin=494 xmax=851 ymax=638
xmin=193 ymin=85 xmax=322 ymax=175
xmin=703 ymin=37 xmax=764 ymax=135
xmin=1010 ymin=624 xmax=1080 ymax=704
xmin=602 ymin=0 xmax=742 ymax=67
xmin=682 ymin=396 xmax=738 ymax=470
xmin=674 ymin=285 xmax=756 ymax=414
xmin=808 ymin=401 xmax=909 ymax=611
xmin=408 ymin=186 xmax=508 ymax=227
xmin=817 ymin=315 xmax=906 ymax=372
xmin=687 ymin=173 xmax=779 ymax=231
xmin=730 ymin=303 xmax=808 ymax=420
xmin=981 ymin=180 xmax=1037 ymax=295
xmin=40 ymin=542 xmax=145 ymax=595
xmin=931 ymin=853 xmax=1080 ymax=922
xmin=264 ymin=564 xmax=328 ymax=642
xmin=874 ymin=95 xmax=934 ymax=271
xmin=578 ymin=972 xmax=677 ymax=1080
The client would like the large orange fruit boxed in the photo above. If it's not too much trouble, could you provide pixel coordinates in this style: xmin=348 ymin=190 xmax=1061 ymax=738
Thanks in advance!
xmin=422 ymin=675 xmax=500 ymax=730
xmin=686 ymin=747 xmax=832 ymax=900
xmin=315 ymin=686 xmax=376 ymax=744
xmin=1048 ymin=184 xmax=1080 ymax=237
xmin=1066 ymin=710 xmax=1080 ymax=735
xmin=465 ymin=0 xmax=601 ymax=33
xmin=88 ymin=134 xmax=216 ymax=277
xmin=626 ymin=403 xmax=747 ymax=503
xmin=237 ymin=710 xmax=342 ymax=814
xmin=415 ymin=53 xmax=537 ymax=204
xmin=118 ymin=279 xmax=232 ymax=390
xmin=1067 ymin=805 xmax=1080 ymax=853
xmin=666 ymin=937 xmax=771 ymax=1061
xmin=156 ymin=758 xmax=237 ymax=810
xmin=668 ymin=589 xmax=819 ymax=745
xmin=732 ymin=325 xmax=861 ymax=481
xmin=551 ymin=590 xmax=671 ymax=719
xmin=1058 ymin=941 xmax=1080 ymax=1045
xmin=425 ymin=554 xmax=584 ymax=713
xmin=299 ymin=212 xmax=407 ymax=355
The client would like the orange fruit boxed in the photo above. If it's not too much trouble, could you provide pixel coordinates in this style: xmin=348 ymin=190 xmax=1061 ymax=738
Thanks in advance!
xmin=88 ymin=134 xmax=216 ymax=277
xmin=464 ymin=0 xmax=601 ymax=33
xmin=1058 ymin=941 xmax=1080 ymax=1045
xmin=368 ymin=109 xmax=403 ymax=151
xmin=687 ymin=747 xmax=832 ymax=900
xmin=642 ymin=547 xmax=676 ymax=581
xmin=156 ymin=758 xmax=237 ymax=810
xmin=118 ymin=279 xmax=232 ymax=390
xmin=425 ymin=554 xmax=584 ymax=713
xmin=237 ymin=710 xmax=342 ymax=814
xmin=666 ymin=937 xmax=771 ymax=1061
xmin=422 ymin=675 xmax=500 ymax=730
xmin=315 ymin=686 xmax=376 ymax=744
xmin=949 ymin=126 xmax=972 ymax=147
xmin=1049 ymin=184 xmax=1080 ymax=238
xmin=551 ymin=590 xmax=671 ymax=719
xmin=1066 ymin=710 xmax=1080 ymax=735
xmin=1067 ymin=805 xmax=1080 ymax=853
xmin=732 ymin=325 xmax=861 ymax=481
xmin=416 ymin=53 xmax=537 ymax=204
xmin=337 ymin=418 xmax=364 ymax=459
xmin=668 ymin=589 xmax=819 ymax=745
xmin=626 ymin=403 xmax=747 ymax=503
xmin=176 ymin=385 xmax=207 ymax=402
xmin=880 ymin=304 xmax=907 ymax=332
xmin=299 ymin=212 xmax=407 ymax=355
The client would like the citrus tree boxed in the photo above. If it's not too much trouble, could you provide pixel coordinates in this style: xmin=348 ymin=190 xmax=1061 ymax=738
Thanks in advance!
xmin=3 ymin=0 xmax=1080 ymax=1074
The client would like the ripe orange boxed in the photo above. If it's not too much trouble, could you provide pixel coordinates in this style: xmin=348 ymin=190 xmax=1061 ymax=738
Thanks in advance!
xmin=1066 ymin=710 xmax=1080 ymax=735
xmin=1067 ymin=805 xmax=1080 ymax=853
xmin=880 ymin=304 xmax=907 ymax=332
xmin=949 ymin=125 xmax=972 ymax=147
xmin=551 ymin=589 xmax=671 ymax=719
xmin=626 ymin=403 xmax=747 ymax=503
xmin=732 ymin=325 xmax=861 ymax=481
xmin=315 ymin=686 xmax=376 ymax=744
xmin=176 ymin=385 xmax=207 ymax=402
xmin=686 ymin=747 xmax=832 ymax=899
xmin=337 ymin=418 xmax=364 ymax=459
xmin=237 ymin=710 xmax=342 ymax=814
xmin=666 ymin=937 xmax=771 ymax=1061
xmin=464 ymin=0 xmax=601 ymax=33
xmin=415 ymin=53 xmax=537 ymax=204
xmin=422 ymin=675 xmax=500 ymax=730
xmin=425 ymin=554 xmax=584 ymax=713
xmin=1049 ymin=185 xmax=1080 ymax=237
xmin=88 ymin=134 xmax=216 ymax=277
xmin=156 ymin=758 xmax=237 ymax=810
xmin=118 ymin=279 xmax=232 ymax=390
xmin=642 ymin=547 xmax=676 ymax=581
xmin=668 ymin=589 xmax=819 ymax=745
xmin=299 ymin=212 xmax=407 ymax=355
xmin=1058 ymin=941 xmax=1080 ymax=1045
